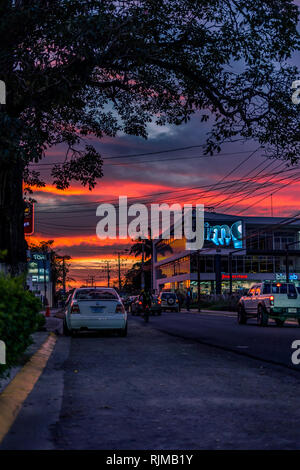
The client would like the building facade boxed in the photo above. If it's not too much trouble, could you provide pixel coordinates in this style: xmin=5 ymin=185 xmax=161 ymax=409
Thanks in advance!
xmin=153 ymin=212 xmax=300 ymax=295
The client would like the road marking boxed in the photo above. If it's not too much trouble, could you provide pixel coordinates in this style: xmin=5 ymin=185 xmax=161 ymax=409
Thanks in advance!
xmin=0 ymin=333 xmax=57 ymax=445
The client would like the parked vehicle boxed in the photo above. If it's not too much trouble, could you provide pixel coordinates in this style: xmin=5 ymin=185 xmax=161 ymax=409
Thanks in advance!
xmin=131 ymin=294 xmax=162 ymax=315
xmin=130 ymin=296 xmax=143 ymax=315
xmin=63 ymin=287 xmax=127 ymax=336
xmin=122 ymin=295 xmax=136 ymax=311
xmin=158 ymin=292 xmax=180 ymax=312
xmin=237 ymin=281 xmax=300 ymax=327
xmin=150 ymin=295 xmax=162 ymax=315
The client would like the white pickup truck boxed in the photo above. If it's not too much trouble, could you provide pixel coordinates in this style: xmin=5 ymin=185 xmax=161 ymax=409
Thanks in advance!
xmin=237 ymin=281 xmax=300 ymax=327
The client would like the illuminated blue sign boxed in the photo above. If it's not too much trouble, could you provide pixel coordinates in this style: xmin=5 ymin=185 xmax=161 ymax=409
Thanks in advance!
xmin=204 ymin=220 xmax=243 ymax=249
xmin=276 ymin=273 xmax=299 ymax=281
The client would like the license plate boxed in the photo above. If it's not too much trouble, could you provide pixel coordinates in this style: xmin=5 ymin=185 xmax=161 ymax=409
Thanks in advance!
xmin=289 ymin=308 xmax=297 ymax=313
xmin=90 ymin=306 xmax=105 ymax=313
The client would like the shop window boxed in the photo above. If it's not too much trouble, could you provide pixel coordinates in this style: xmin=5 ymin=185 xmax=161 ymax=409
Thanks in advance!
xmin=251 ymin=257 xmax=259 ymax=273
xmin=236 ymin=256 xmax=244 ymax=273
xmin=221 ymin=256 xmax=229 ymax=273
xmin=245 ymin=257 xmax=252 ymax=273
xmin=205 ymin=256 xmax=214 ymax=273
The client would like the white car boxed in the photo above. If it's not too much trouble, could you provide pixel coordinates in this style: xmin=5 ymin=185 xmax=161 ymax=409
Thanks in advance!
xmin=238 ymin=281 xmax=300 ymax=327
xmin=63 ymin=287 xmax=127 ymax=336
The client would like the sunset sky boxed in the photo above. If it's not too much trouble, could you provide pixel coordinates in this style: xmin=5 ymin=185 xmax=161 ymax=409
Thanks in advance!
xmin=25 ymin=0 xmax=300 ymax=289
xmin=25 ymin=105 xmax=300 ymax=289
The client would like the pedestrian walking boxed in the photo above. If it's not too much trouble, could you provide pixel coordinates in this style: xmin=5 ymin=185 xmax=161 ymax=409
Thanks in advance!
xmin=185 ymin=288 xmax=192 ymax=312
xmin=141 ymin=288 xmax=152 ymax=322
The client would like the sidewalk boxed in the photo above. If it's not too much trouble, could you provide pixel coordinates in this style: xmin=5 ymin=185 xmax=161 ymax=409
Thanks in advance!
xmin=0 ymin=331 xmax=49 ymax=394
xmin=40 ymin=308 xmax=64 ymax=335
xmin=0 ymin=314 xmax=63 ymax=394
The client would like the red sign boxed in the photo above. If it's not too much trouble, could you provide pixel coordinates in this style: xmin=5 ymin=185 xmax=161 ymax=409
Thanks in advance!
xmin=24 ymin=201 xmax=34 ymax=235
xmin=222 ymin=274 xmax=248 ymax=280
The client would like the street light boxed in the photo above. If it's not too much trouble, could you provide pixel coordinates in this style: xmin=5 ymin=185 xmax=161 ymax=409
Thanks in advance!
xmin=114 ymin=249 xmax=130 ymax=292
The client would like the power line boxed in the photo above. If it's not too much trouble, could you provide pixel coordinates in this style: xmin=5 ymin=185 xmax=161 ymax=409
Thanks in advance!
xmin=29 ymin=149 xmax=260 ymax=168
xmin=35 ymin=165 xmax=299 ymax=229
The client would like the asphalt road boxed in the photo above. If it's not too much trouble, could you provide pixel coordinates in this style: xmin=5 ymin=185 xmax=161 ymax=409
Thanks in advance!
xmin=132 ymin=310 xmax=300 ymax=370
xmin=2 ymin=312 xmax=300 ymax=450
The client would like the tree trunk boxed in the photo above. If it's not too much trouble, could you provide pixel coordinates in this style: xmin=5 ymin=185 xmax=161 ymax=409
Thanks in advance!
xmin=0 ymin=160 xmax=27 ymax=275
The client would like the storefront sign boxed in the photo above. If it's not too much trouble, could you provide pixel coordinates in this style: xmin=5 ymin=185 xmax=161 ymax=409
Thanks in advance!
xmin=204 ymin=220 xmax=243 ymax=249
xmin=28 ymin=252 xmax=51 ymax=283
xmin=24 ymin=201 xmax=34 ymax=235
xmin=222 ymin=274 xmax=248 ymax=280
xmin=276 ymin=273 xmax=299 ymax=281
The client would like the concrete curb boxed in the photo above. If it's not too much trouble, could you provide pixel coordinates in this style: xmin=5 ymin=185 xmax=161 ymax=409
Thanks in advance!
xmin=0 ymin=333 xmax=57 ymax=445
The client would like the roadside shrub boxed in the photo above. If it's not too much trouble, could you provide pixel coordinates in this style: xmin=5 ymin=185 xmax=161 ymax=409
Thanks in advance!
xmin=190 ymin=297 xmax=240 ymax=312
xmin=0 ymin=275 xmax=42 ymax=377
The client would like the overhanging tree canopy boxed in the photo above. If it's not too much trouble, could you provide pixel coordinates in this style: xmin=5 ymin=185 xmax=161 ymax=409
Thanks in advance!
xmin=0 ymin=0 xmax=299 ymax=271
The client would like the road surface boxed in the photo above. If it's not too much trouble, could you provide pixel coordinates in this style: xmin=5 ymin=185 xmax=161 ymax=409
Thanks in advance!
xmin=132 ymin=310 xmax=300 ymax=369
xmin=1 ymin=311 xmax=300 ymax=450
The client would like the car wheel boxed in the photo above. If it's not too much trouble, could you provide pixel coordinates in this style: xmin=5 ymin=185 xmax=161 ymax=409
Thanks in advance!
xmin=275 ymin=319 xmax=285 ymax=327
xmin=120 ymin=323 xmax=127 ymax=337
xmin=63 ymin=318 xmax=70 ymax=336
xmin=257 ymin=305 xmax=268 ymax=327
xmin=237 ymin=305 xmax=247 ymax=325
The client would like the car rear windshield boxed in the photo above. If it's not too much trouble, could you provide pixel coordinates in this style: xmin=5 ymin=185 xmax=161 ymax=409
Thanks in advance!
xmin=263 ymin=283 xmax=297 ymax=295
xmin=161 ymin=293 xmax=176 ymax=299
xmin=75 ymin=289 xmax=119 ymax=300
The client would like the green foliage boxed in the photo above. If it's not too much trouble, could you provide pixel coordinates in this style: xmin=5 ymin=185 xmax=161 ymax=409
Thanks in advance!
xmin=123 ymin=260 xmax=151 ymax=292
xmin=130 ymin=238 xmax=152 ymax=259
xmin=190 ymin=297 xmax=240 ymax=312
xmin=0 ymin=275 xmax=42 ymax=377
xmin=0 ymin=0 xmax=299 ymax=191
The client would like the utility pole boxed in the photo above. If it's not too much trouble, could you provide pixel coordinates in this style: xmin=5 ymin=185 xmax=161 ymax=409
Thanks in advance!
xmin=197 ymin=250 xmax=201 ymax=312
xmin=229 ymin=252 xmax=233 ymax=295
xmin=43 ymin=256 xmax=48 ymax=307
xmin=56 ymin=255 xmax=70 ymax=295
xmin=286 ymin=243 xmax=289 ymax=283
xmin=270 ymin=194 xmax=274 ymax=217
xmin=141 ymin=240 xmax=145 ymax=290
xmin=214 ymin=247 xmax=222 ymax=296
xmin=117 ymin=253 xmax=121 ymax=291
xmin=62 ymin=257 xmax=66 ymax=292
xmin=106 ymin=261 xmax=110 ymax=287
xmin=285 ymin=240 xmax=300 ymax=282
xmin=114 ymin=249 xmax=129 ymax=293
xmin=148 ymin=227 xmax=154 ymax=293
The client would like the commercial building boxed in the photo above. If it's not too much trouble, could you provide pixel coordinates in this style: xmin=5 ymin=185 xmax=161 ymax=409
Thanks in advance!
xmin=153 ymin=211 xmax=300 ymax=295
xmin=26 ymin=251 xmax=53 ymax=306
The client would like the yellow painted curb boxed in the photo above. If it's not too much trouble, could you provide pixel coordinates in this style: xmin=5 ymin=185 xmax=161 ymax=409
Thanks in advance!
xmin=0 ymin=333 xmax=57 ymax=444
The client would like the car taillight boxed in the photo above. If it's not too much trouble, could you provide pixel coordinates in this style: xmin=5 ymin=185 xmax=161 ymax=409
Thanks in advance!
xmin=176 ymin=299 xmax=178 ymax=303
xmin=139 ymin=301 xmax=142 ymax=305
xmin=116 ymin=304 xmax=125 ymax=313
xmin=158 ymin=300 xmax=161 ymax=304
xmin=71 ymin=304 xmax=80 ymax=314
xmin=269 ymin=295 xmax=274 ymax=306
